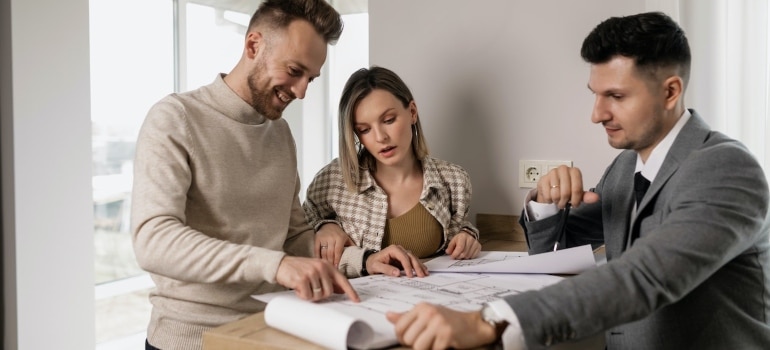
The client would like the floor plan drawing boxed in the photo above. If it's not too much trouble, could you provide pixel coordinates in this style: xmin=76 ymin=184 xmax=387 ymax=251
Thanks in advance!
xmin=424 ymin=245 xmax=597 ymax=274
xmin=254 ymin=273 xmax=564 ymax=349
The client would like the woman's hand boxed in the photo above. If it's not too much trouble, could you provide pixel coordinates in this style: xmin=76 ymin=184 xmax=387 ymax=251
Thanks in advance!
xmin=365 ymin=244 xmax=429 ymax=277
xmin=314 ymin=223 xmax=354 ymax=267
xmin=445 ymin=231 xmax=481 ymax=259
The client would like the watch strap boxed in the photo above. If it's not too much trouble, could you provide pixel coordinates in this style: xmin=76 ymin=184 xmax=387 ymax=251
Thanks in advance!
xmin=361 ymin=249 xmax=378 ymax=276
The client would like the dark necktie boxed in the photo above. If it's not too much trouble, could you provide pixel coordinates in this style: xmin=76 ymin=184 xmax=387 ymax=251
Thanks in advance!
xmin=634 ymin=172 xmax=651 ymax=208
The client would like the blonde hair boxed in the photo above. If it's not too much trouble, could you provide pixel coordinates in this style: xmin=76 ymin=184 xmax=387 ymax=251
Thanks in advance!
xmin=338 ymin=66 xmax=429 ymax=191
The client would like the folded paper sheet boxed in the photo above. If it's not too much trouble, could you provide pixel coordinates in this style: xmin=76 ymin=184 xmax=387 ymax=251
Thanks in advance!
xmin=265 ymin=296 xmax=388 ymax=350
xmin=424 ymin=244 xmax=596 ymax=274
xmin=255 ymin=273 xmax=564 ymax=349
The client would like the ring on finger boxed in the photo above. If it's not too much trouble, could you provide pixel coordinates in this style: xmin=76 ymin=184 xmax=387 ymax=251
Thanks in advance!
xmin=313 ymin=287 xmax=322 ymax=294
xmin=551 ymin=185 xmax=559 ymax=189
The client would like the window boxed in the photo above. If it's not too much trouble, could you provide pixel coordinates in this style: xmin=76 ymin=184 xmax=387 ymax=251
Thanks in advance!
xmin=91 ymin=0 xmax=173 ymax=346
xmin=90 ymin=0 xmax=367 ymax=347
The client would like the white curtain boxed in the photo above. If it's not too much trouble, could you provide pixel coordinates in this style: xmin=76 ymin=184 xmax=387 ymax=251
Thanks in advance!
xmin=648 ymin=0 xmax=770 ymax=183
xmin=684 ymin=0 xmax=769 ymax=180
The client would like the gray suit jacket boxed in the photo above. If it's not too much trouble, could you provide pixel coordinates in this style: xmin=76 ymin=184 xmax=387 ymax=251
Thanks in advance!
xmin=514 ymin=111 xmax=770 ymax=350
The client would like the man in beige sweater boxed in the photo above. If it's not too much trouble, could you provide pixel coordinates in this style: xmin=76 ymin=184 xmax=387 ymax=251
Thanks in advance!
xmin=131 ymin=1 xmax=358 ymax=349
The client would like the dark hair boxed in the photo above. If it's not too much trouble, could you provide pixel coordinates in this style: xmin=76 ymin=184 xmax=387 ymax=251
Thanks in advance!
xmin=338 ymin=66 xmax=429 ymax=191
xmin=581 ymin=12 xmax=691 ymax=86
xmin=248 ymin=0 xmax=343 ymax=44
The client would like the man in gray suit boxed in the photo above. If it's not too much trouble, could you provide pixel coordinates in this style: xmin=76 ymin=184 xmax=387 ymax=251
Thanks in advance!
xmin=387 ymin=11 xmax=770 ymax=350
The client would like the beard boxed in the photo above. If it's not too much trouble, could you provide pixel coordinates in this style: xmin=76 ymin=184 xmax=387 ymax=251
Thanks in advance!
xmin=246 ymin=58 xmax=288 ymax=120
xmin=610 ymin=104 xmax=667 ymax=152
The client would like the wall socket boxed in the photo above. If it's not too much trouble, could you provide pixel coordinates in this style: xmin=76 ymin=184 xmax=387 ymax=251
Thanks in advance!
xmin=519 ymin=160 xmax=573 ymax=188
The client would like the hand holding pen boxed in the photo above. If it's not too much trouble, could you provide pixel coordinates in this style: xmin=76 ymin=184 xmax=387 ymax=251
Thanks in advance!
xmin=536 ymin=165 xmax=599 ymax=209
xmin=534 ymin=165 xmax=599 ymax=251
xmin=553 ymin=203 xmax=570 ymax=251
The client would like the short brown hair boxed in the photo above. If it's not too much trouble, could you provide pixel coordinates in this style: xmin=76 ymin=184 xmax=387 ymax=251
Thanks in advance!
xmin=248 ymin=0 xmax=343 ymax=44
xmin=581 ymin=12 xmax=691 ymax=88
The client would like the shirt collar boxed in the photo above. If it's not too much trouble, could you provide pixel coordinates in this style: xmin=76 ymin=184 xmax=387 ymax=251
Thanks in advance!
xmin=355 ymin=156 xmax=442 ymax=194
xmin=635 ymin=109 xmax=691 ymax=182
xmin=421 ymin=156 xmax=443 ymax=192
xmin=357 ymin=167 xmax=377 ymax=193
xmin=213 ymin=73 xmax=267 ymax=125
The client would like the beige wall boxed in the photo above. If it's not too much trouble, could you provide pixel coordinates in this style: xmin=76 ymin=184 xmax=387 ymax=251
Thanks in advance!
xmin=369 ymin=0 xmax=651 ymax=220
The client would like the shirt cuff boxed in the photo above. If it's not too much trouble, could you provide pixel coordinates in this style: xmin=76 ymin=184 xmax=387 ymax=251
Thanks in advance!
xmin=313 ymin=219 xmax=340 ymax=232
xmin=524 ymin=189 xmax=559 ymax=221
xmin=487 ymin=299 xmax=527 ymax=350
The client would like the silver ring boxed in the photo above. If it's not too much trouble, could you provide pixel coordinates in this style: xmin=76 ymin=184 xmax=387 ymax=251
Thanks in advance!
xmin=313 ymin=287 xmax=322 ymax=294
xmin=320 ymin=245 xmax=328 ymax=249
xmin=551 ymin=185 xmax=559 ymax=189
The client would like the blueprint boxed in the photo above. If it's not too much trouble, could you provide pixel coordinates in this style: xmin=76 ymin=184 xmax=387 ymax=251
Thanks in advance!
xmin=254 ymin=273 xmax=564 ymax=350
xmin=424 ymin=244 xmax=597 ymax=274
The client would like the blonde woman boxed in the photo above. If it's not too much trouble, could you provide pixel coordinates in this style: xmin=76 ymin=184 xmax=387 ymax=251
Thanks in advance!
xmin=303 ymin=66 xmax=481 ymax=278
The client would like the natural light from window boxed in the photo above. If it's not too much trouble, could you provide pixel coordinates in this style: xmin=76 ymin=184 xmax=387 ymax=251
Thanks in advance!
xmin=90 ymin=1 xmax=368 ymax=348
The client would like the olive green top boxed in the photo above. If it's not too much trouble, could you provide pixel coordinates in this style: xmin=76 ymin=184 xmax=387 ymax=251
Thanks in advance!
xmin=383 ymin=203 xmax=443 ymax=258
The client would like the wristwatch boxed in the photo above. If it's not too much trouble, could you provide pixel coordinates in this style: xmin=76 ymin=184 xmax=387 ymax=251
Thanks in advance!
xmin=361 ymin=249 xmax=378 ymax=276
xmin=480 ymin=303 xmax=509 ymax=338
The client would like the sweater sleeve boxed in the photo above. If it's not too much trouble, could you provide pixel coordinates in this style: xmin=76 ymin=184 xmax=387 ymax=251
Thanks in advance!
xmin=338 ymin=245 xmax=366 ymax=278
xmin=130 ymin=98 xmax=286 ymax=285
xmin=284 ymin=173 xmax=315 ymax=258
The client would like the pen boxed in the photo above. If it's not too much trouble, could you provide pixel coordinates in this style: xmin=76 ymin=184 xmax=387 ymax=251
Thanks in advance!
xmin=552 ymin=202 xmax=571 ymax=251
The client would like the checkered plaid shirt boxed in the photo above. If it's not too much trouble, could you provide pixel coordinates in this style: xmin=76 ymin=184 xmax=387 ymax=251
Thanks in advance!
xmin=303 ymin=156 xmax=479 ymax=277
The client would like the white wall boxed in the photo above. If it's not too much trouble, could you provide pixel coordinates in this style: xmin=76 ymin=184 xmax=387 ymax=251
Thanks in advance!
xmin=2 ymin=0 xmax=94 ymax=349
xmin=369 ymin=0 xmax=649 ymax=220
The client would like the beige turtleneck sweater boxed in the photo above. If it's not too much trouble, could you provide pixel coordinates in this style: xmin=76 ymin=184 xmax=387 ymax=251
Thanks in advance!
xmin=131 ymin=74 xmax=314 ymax=350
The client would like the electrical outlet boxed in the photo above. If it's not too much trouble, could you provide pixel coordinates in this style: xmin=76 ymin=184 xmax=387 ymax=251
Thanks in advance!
xmin=519 ymin=160 xmax=573 ymax=188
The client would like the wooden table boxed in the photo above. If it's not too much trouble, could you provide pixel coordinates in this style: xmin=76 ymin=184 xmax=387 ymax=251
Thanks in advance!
xmin=202 ymin=310 xmax=602 ymax=350
xmin=203 ymin=214 xmax=604 ymax=349
xmin=203 ymin=312 xmax=342 ymax=350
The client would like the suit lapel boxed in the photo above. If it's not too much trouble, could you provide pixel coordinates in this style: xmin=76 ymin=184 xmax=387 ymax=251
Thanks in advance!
xmin=607 ymin=110 xmax=710 ymax=255
xmin=636 ymin=110 xmax=710 ymax=214
xmin=605 ymin=153 xmax=636 ymax=258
